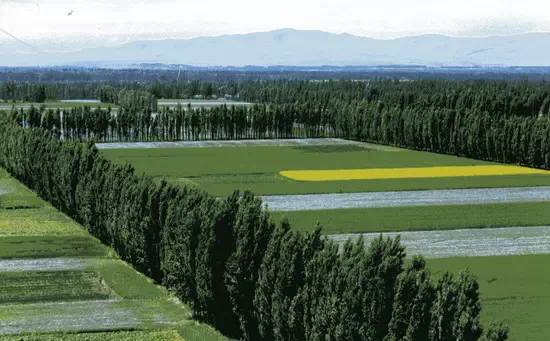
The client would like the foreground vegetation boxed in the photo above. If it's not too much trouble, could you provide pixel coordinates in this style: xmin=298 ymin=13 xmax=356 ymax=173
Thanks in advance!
xmin=0 ymin=167 xmax=225 ymax=339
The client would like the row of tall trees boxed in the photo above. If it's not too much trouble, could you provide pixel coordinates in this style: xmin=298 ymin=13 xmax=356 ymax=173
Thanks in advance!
xmin=0 ymin=116 xmax=506 ymax=340
xmin=4 ymin=79 xmax=550 ymax=118
xmin=11 ymin=95 xmax=550 ymax=168
xmin=10 ymin=103 xmax=330 ymax=141
xmin=332 ymin=102 xmax=550 ymax=168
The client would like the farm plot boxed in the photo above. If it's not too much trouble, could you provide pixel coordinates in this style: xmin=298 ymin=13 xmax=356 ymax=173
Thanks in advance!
xmin=0 ymin=258 xmax=95 ymax=272
xmin=0 ymin=270 xmax=114 ymax=304
xmin=96 ymin=137 xmax=372 ymax=150
xmin=0 ymin=168 xmax=226 ymax=340
xmin=102 ymin=139 xmax=550 ymax=234
xmin=101 ymin=139 xmax=550 ymax=340
xmin=101 ymin=140 xmax=550 ymax=197
xmin=0 ymin=330 xmax=185 ymax=341
xmin=158 ymin=98 xmax=253 ymax=108
xmin=262 ymin=186 xmax=550 ymax=211
xmin=330 ymin=225 xmax=550 ymax=258
xmin=274 ymin=201 xmax=550 ymax=234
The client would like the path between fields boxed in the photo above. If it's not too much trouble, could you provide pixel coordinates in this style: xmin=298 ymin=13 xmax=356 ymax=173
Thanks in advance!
xmin=330 ymin=225 xmax=550 ymax=258
xmin=95 ymin=138 xmax=403 ymax=151
xmin=261 ymin=186 xmax=550 ymax=211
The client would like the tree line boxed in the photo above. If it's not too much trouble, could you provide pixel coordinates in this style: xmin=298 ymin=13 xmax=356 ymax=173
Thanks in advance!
xmin=0 ymin=116 xmax=507 ymax=340
xmin=12 ymin=93 xmax=550 ymax=169
xmin=10 ymin=103 xmax=330 ymax=141
xmin=4 ymin=79 xmax=550 ymax=119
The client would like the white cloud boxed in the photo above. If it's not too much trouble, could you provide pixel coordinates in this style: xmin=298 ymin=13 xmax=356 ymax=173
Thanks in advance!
xmin=0 ymin=0 xmax=549 ymax=45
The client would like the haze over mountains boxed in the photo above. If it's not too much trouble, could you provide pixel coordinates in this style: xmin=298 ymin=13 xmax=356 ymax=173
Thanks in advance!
xmin=1 ymin=29 xmax=549 ymax=67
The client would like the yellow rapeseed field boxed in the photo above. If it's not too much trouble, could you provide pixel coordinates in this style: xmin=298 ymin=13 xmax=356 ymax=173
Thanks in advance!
xmin=279 ymin=165 xmax=549 ymax=182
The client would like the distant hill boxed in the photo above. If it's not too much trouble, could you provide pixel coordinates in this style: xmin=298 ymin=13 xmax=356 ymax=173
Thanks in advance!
xmin=1 ymin=29 xmax=550 ymax=67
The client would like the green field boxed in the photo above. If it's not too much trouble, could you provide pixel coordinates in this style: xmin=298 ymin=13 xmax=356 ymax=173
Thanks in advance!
xmin=102 ymin=142 xmax=550 ymax=235
xmin=101 ymin=140 xmax=550 ymax=340
xmin=0 ymin=169 xmax=226 ymax=340
xmin=102 ymin=144 xmax=550 ymax=196
xmin=0 ymin=271 xmax=114 ymax=304
xmin=429 ymin=254 xmax=550 ymax=341
xmin=275 ymin=201 xmax=550 ymax=234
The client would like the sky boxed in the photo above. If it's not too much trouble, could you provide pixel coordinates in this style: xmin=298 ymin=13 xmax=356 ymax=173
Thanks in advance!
xmin=1 ymin=0 xmax=549 ymax=48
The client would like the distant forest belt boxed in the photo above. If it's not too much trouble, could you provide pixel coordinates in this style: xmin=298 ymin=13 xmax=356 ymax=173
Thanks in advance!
xmin=280 ymin=165 xmax=549 ymax=181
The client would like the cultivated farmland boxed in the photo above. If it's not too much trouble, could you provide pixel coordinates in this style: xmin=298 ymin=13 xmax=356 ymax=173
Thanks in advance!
xmin=102 ymin=138 xmax=550 ymax=340
xmin=0 ymin=168 xmax=226 ymax=340
xmin=6 ymin=77 xmax=550 ymax=341
xmin=101 ymin=139 xmax=550 ymax=234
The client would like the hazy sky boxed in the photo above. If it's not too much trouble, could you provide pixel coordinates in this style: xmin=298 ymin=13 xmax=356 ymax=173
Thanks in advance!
xmin=1 ymin=0 xmax=549 ymax=44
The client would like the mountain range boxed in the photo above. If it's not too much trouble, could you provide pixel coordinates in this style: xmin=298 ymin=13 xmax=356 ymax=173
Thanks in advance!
xmin=1 ymin=29 xmax=549 ymax=67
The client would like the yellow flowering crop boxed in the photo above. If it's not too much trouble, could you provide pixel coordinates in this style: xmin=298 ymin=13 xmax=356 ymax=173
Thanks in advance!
xmin=280 ymin=165 xmax=549 ymax=182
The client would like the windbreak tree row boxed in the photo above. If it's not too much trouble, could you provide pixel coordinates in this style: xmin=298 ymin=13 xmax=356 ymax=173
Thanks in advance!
xmin=0 ymin=117 xmax=507 ymax=341
xmin=4 ymin=79 xmax=550 ymax=118
xmin=239 ymin=80 xmax=550 ymax=118
xmin=333 ymin=102 xmax=550 ymax=169
xmin=11 ymin=103 xmax=332 ymax=141
xmin=13 ymin=96 xmax=550 ymax=169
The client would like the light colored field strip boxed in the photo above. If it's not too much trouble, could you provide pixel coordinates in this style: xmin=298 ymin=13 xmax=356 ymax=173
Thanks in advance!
xmin=0 ymin=299 xmax=180 ymax=335
xmin=262 ymin=186 xmax=550 ymax=211
xmin=158 ymin=99 xmax=252 ymax=107
xmin=0 ymin=187 xmax=9 ymax=196
xmin=0 ymin=258 xmax=94 ymax=272
xmin=280 ymin=165 xmax=549 ymax=182
xmin=60 ymin=100 xmax=101 ymax=103
xmin=330 ymin=225 xmax=550 ymax=258
xmin=0 ymin=300 xmax=133 ymax=335
xmin=95 ymin=138 xmax=376 ymax=150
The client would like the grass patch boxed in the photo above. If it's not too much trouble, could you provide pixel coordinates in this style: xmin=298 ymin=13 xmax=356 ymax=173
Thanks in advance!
xmin=280 ymin=165 xmax=547 ymax=182
xmin=428 ymin=254 xmax=550 ymax=341
xmin=96 ymin=260 xmax=171 ymax=300
xmin=273 ymin=201 xmax=550 ymax=234
xmin=102 ymin=145 xmax=550 ymax=196
xmin=0 ymin=299 xmax=186 ymax=335
xmin=0 ymin=271 xmax=113 ymax=304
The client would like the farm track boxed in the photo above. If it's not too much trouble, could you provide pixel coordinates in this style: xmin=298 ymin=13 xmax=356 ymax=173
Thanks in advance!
xmin=262 ymin=186 xmax=550 ymax=211
xmin=330 ymin=225 xmax=550 ymax=258
xmin=95 ymin=138 xmax=403 ymax=150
